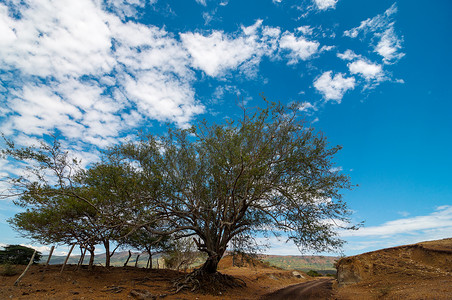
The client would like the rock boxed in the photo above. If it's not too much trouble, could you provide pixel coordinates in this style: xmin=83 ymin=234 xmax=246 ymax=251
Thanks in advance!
xmin=336 ymin=257 xmax=368 ymax=287
xmin=130 ymin=289 xmax=156 ymax=300
xmin=102 ymin=285 xmax=125 ymax=293
xmin=292 ymin=271 xmax=304 ymax=278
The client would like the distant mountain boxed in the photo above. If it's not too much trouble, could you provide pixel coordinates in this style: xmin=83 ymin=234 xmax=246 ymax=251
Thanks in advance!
xmin=41 ymin=251 xmax=164 ymax=268
xmin=260 ymin=255 xmax=339 ymax=274
xmin=41 ymin=251 xmax=338 ymax=273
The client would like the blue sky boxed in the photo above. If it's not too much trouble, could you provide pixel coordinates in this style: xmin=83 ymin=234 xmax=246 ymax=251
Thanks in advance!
xmin=0 ymin=0 xmax=451 ymax=256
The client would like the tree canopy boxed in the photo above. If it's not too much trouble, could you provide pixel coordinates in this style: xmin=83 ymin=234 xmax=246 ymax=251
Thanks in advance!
xmin=0 ymin=245 xmax=41 ymax=265
xmin=2 ymin=99 xmax=357 ymax=277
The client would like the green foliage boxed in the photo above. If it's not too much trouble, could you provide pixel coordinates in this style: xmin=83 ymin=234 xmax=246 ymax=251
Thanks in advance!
xmin=2 ymin=97 xmax=358 ymax=274
xmin=116 ymin=99 xmax=357 ymax=274
xmin=0 ymin=245 xmax=41 ymax=265
xmin=262 ymin=255 xmax=338 ymax=272
xmin=306 ymin=269 xmax=322 ymax=277
xmin=162 ymin=238 xmax=203 ymax=271
xmin=0 ymin=263 xmax=18 ymax=276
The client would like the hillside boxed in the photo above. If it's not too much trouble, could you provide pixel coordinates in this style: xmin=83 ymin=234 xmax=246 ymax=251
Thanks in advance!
xmin=42 ymin=251 xmax=338 ymax=273
xmin=260 ymin=255 xmax=338 ymax=274
xmin=41 ymin=251 xmax=170 ymax=268
xmin=336 ymin=238 xmax=452 ymax=299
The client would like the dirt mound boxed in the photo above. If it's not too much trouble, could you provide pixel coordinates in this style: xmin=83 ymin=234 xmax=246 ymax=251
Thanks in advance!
xmin=336 ymin=238 xmax=452 ymax=299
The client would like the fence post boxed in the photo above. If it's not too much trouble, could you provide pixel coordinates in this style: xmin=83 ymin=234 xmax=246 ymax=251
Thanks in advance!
xmin=60 ymin=243 xmax=76 ymax=273
xmin=45 ymin=246 xmax=55 ymax=268
xmin=14 ymin=250 xmax=36 ymax=286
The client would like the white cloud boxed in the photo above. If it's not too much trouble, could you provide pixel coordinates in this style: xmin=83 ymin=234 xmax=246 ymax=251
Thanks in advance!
xmin=344 ymin=3 xmax=397 ymax=38
xmin=329 ymin=166 xmax=343 ymax=173
xmin=180 ymin=20 xmax=285 ymax=78
xmin=0 ymin=0 xmax=204 ymax=149
xmin=313 ymin=71 xmax=355 ymax=102
xmin=0 ymin=4 xmax=16 ymax=45
xmin=104 ymin=0 xmax=150 ymax=20
xmin=260 ymin=236 xmax=300 ymax=255
xmin=297 ymin=25 xmax=314 ymax=35
xmin=0 ymin=0 xmax=353 ymax=155
xmin=343 ymin=3 xmax=404 ymax=64
xmin=181 ymin=31 xmax=257 ymax=77
xmin=342 ymin=206 xmax=452 ymax=237
xmin=337 ymin=49 xmax=361 ymax=61
xmin=313 ymin=0 xmax=338 ymax=11
xmin=0 ymin=0 xmax=114 ymax=78
xmin=348 ymin=59 xmax=383 ymax=81
xmin=279 ymin=32 xmax=320 ymax=64
xmin=299 ymin=102 xmax=316 ymax=112
xmin=338 ymin=50 xmax=387 ymax=87
xmin=375 ymin=27 xmax=405 ymax=63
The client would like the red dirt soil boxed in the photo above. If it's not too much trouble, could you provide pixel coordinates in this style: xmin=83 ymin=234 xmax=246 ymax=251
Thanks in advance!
xmin=0 ymin=255 xmax=311 ymax=299
xmin=3 ymin=238 xmax=451 ymax=299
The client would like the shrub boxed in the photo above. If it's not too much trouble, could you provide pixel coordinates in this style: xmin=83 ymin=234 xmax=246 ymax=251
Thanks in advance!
xmin=0 ymin=245 xmax=41 ymax=265
xmin=306 ymin=270 xmax=322 ymax=277
xmin=0 ymin=263 xmax=18 ymax=276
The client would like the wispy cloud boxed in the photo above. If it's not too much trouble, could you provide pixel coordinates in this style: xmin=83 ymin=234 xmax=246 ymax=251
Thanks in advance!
xmin=344 ymin=3 xmax=404 ymax=64
xmin=342 ymin=205 xmax=452 ymax=237
xmin=195 ymin=0 xmax=207 ymax=6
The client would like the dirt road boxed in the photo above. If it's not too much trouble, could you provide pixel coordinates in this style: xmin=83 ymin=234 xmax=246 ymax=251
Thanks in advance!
xmin=261 ymin=278 xmax=333 ymax=300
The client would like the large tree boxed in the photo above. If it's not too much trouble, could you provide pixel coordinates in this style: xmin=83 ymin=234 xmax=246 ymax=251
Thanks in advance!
xmin=118 ymin=100 xmax=357 ymax=276
xmin=2 ymin=99 xmax=357 ymax=288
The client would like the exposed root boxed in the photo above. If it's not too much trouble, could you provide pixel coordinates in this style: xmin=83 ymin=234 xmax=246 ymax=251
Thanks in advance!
xmin=172 ymin=268 xmax=246 ymax=294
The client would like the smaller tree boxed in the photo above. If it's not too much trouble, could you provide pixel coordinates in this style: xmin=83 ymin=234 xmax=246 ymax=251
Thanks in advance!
xmin=162 ymin=238 xmax=201 ymax=272
xmin=0 ymin=245 xmax=41 ymax=265
xmin=121 ymin=227 xmax=171 ymax=269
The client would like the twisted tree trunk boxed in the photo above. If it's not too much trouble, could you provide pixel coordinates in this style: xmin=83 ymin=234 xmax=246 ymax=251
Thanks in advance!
xmin=104 ymin=241 xmax=111 ymax=268
xmin=88 ymin=247 xmax=95 ymax=270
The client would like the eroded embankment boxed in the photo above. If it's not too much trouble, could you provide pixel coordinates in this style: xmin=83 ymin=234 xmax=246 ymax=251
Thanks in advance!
xmin=337 ymin=238 xmax=452 ymax=286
